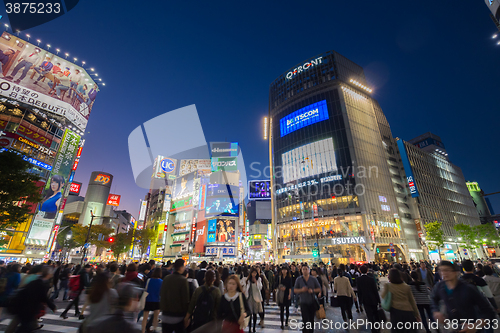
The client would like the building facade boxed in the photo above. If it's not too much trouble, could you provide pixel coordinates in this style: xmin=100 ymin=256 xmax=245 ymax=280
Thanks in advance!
xmin=0 ymin=31 xmax=100 ymax=261
xmin=269 ymin=51 xmax=421 ymax=264
xmin=397 ymin=134 xmax=482 ymax=261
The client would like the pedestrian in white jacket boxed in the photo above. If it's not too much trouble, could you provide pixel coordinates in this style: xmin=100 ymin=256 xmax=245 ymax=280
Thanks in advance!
xmin=244 ymin=268 xmax=263 ymax=333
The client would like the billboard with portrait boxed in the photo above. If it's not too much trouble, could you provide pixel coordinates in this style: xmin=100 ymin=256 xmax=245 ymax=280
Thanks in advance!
xmin=205 ymin=196 xmax=238 ymax=216
xmin=37 ymin=129 xmax=80 ymax=220
xmin=281 ymin=137 xmax=337 ymax=183
xmin=207 ymin=218 xmax=236 ymax=244
xmin=173 ymin=171 xmax=195 ymax=199
xmin=0 ymin=32 xmax=100 ymax=132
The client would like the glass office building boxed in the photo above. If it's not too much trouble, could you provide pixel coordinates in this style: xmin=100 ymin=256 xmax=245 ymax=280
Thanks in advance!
xmin=269 ymin=51 xmax=422 ymax=264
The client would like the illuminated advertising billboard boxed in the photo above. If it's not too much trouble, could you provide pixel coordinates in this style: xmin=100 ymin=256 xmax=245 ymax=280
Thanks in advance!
xmin=171 ymin=197 xmax=192 ymax=211
xmin=0 ymin=32 xmax=99 ymax=131
xmin=205 ymin=196 xmax=238 ymax=216
xmin=210 ymin=142 xmax=239 ymax=158
xmin=211 ymin=157 xmax=237 ymax=172
xmin=37 ymin=129 xmax=80 ymax=220
xmin=163 ymin=193 xmax=171 ymax=212
xmin=179 ymin=159 xmax=211 ymax=177
xmin=207 ymin=218 xmax=236 ymax=244
xmin=207 ymin=219 xmax=217 ymax=243
xmin=69 ymin=182 xmax=81 ymax=195
xmin=138 ymin=200 xmax=147 ymax=221
xmin=280 ymin=100 xmax=329 ymax=137
xmin=281 ymin=137 xmax=337 ymax=183
xmin=248 ymin=180 xmax=271 ymax=200
xmin=152 ymin=155 xmax=177 ymax=179
xmin=397 ymin=140 xmax=420 ymax=198
xmin=173 ymin=172 xmax=195 ymax=199
xmin=107 ymin=194 xmax=121 ymax=206
xmin=206 ymin=184 xmax=239 ymax=198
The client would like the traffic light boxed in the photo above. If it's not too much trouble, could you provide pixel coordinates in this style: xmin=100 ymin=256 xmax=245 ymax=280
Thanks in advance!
xmin=312 ymin=249 xmax=319 ymax=258
xmin=107 ymin=237 xmax=115 ymax=243
xmin=376 ymin=247 xmax=380 ymax=254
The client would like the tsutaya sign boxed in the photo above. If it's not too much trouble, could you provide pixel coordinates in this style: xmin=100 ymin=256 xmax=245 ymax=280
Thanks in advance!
xmin=331 ymin=236 xmax=366 ymax=245
xmin=285 ymin=57 xmax=323 ymax=80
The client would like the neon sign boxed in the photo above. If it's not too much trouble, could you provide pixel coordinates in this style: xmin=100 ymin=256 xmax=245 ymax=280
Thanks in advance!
xmin=285 ymin=57 xmax=323 ymax=80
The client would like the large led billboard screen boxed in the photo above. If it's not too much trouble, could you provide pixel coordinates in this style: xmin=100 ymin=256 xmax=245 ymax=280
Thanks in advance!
xmin=207 ymin=218 xmax=236 ymax=243
xmin=173 ymin=171 xmax=195 ymax=199
xmin=206 ymin=183 xmax=239 ymax=198
xmin=248 ymin=180 xmax=271 ymax=200
xmin=0 ymin=32 xmax=99 ymax=132
xmin=281 ymin=137 xmax=337 ymax=183
xmin=280 ymin=100 xmax=329 ymax=137
xmin=205 ymin=196 xmax=238 ymax=216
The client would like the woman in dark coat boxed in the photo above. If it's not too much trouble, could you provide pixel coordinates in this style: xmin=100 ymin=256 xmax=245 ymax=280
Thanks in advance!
xmin=275 ymin=266 xmax=292 ymax=329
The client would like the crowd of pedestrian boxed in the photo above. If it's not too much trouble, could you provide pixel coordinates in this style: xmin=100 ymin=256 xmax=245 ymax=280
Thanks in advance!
xmin=0 ymin=258 xmax=498 ymax=333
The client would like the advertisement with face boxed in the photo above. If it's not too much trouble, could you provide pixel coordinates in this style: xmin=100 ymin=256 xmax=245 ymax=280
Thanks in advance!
xmin=205 ymin=196 xmax=238 ymax=216
xmin=37 ymin=129 xmax=80 ymax=220
xmin=0 ymin=32 xmax=99 ymax=131
xmin=215 ymin=218 xmax=236 ymax=243
xmin=173 ymin=171 xmax=195 ymax=199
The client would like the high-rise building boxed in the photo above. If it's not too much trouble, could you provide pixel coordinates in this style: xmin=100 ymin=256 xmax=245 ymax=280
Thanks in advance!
xmin=269 ymin=51 xmax=422 ymax=263
xmin=466 ymin=181 xmax=493 ymax=224
xmin=397 ymin=133 xmax=481 ymax=261
xmin=0 ymin=31 xmax=100 ymax=261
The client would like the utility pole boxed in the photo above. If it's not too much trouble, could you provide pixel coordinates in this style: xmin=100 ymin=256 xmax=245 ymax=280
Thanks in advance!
xmin=81 ymin=210 xmax=96 ymax=265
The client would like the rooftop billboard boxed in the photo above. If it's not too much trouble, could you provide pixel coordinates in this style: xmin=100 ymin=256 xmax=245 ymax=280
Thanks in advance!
xmin=0 ymin=32 xmax=99 ymax=132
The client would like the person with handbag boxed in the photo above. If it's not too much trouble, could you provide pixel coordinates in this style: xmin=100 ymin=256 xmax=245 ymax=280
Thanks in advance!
xmin=357 ymin=265 xmax=382 ymax=333
xmin=244 ymin=268 xmax=263 ymax=333
xmin=294 ymin=264 xmax=321 ymax=333
xmin=141 ymin=268 xmax=162 ymax=333
xmin=333 ymin=265 xmax=356 ymax=325
xmin=275 ymin=266 xmax=292 ymax=329
xmin=381 ymin=268 xmax=420 ymax=333
xmin=218 ymin=275 xmax=250 ymax=333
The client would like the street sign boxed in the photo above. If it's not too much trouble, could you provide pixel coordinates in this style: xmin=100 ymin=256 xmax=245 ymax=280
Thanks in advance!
xmin=314 ymin=242 xmax=318 ymax=247
xmin=391 ymin=253 xmax=396 ymax=257
xmin=84 ymin=243 xmax=90 ymax=249
xmin=84 ymin=258 xmax=88 ymax=261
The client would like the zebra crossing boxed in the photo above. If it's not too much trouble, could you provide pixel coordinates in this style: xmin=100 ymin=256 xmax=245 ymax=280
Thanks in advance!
xmin=0 ymin=302 xmax=303 ymax=333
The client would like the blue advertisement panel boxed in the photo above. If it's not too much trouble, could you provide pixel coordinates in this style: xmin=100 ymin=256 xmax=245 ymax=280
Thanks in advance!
xmin=397 ymin=140 xmax=420 ymax=198
xmin=206 ymin=184 xmax=239 ymax=198
xmin=280 ymin=100 xmax=329 ymax=137
xmin=207 ymin=219 xmax=217 ymax=243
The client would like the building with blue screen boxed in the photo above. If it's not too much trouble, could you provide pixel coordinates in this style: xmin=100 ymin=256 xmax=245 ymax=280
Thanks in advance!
xmin=269 ymin=51 xmax=424 ymax=263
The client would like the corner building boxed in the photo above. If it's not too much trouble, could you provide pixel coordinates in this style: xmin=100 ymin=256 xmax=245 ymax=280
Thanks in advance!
xmin=269 ymin=51 xmax=421 ymax=264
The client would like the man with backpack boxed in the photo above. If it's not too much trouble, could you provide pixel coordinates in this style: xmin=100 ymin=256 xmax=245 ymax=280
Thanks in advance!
xmin=184 ymin=270 xmax=221 ymax=330
xmin=161 ymin=259 xmax=190 ymax=333
xmin=60 ymin=264 xmax=91 ymax=319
